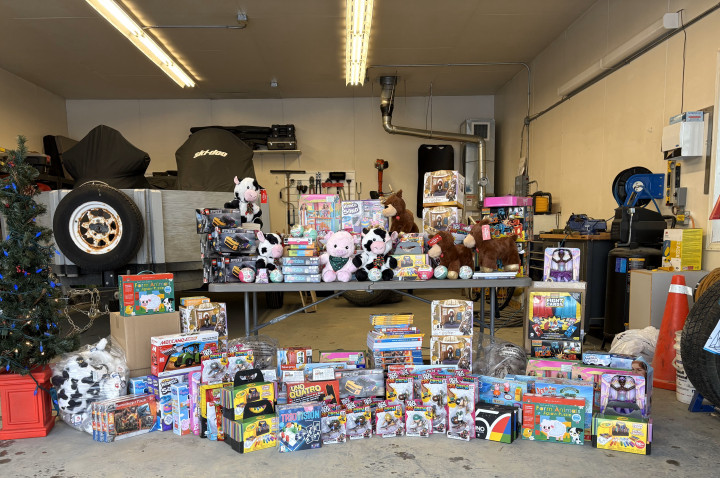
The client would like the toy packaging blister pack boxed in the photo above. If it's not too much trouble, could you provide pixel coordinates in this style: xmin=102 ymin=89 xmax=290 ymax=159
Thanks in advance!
xmin=476 ymin=376 xmax=527 ymax=408
xmin=431 ymin=299 xmax=474 ymax=336
xmin=530 ymin=340 xmax=582 ymax=360
xmin=321 ymin=404 xmax=347 ymax=444
xmin=405 ymin=403 xmax=433 ymax=437
xmin=337 ymin=369 xmax=385 ymax=398
xmin=386 ymin=377 xmax=413 ymax=406
xmin=474 ymin=403 xmax=519 ymax=443
xmin=592 ymin=413 xmax=652 ymax=455
xmin=543 ymin=248 xmax=581 ymax=282
xmin=522 ymin=394 xmax=586 ymax=445
xmin=345 ymin=399 xmax=373 ymax=440
xmin=447 ymin=380 xmax=475 ymax=441
xmin=420 ymin=378 xmax=448 ymax=433
xmin=341 ymin=199 xmax=387 ymax=233
xmin=277 ymin=402 xmax=323 ymax=452
xmin=430 ymin=335 xmax=473 ymax=370
xmin=119 ymin=273 xmax=175 ymax=316
xmin=533 ymin=378 xmax=594 ymax=439
xmin=319 ymin=350 xmax=366 ymax=368
xmin=151 ymin=331 xmax=219 ymax=377
xmin=287 ymin=380 xmax=340 ymax=404
xmin=200 ymin=350 xmax=255 ymax=385
xmin=375 ymin=401 xmax=405 ymax=438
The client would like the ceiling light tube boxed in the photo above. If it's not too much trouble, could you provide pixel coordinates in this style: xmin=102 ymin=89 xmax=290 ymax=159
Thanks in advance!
xmin=345 ymin=0 xmax=374 ymax=85
xmin=85 ymin=0 xmax=195 ymax=88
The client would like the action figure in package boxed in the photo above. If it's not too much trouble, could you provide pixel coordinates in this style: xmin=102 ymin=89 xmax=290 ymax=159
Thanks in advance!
xmin=420 ymin=378 xmax=448 ymax=433
xmin=345 ymin=400 xmax=372 ymax=440
xmin=405 ymin=403 xmax=433 ymax=437
xmin=447 ymin=380 xmax=475 ymax=441
xmin=321 ymin=404 xmax=347 ymax=444
xmin=375 ymin=401 xmax=405 ymax=438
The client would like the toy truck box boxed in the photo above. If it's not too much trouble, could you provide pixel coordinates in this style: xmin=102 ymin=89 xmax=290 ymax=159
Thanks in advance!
xmin=431 ymin=299 xmax=474 ymax=336
xmin=277 ymin=403 xmax=323 ymax=452
xmin=298 ymin=194 xmax=340 ymax=238
xmin=422 ymin=206 xmax=461 ymax=234
xmin=195 ymin=208 xmax=248 ymax=234
xmin=341 ymin=200 xmax=387 ymax=233
xmin=119 ymin=273 xmax=175 ymax=317
xmin=592 ymin=413 xmax=652 ymax=455
xmin=522 ymin=394 xmax=586 ymax=445
xmin=423 ymin=170 xmax=465 ymax=208
xmin=150 ymin=331 xmax=219 ymax=377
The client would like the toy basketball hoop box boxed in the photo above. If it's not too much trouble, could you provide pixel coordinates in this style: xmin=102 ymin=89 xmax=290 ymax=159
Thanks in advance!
xmin=430 ymin=299 xmax=474 ymax=336
xmin=150 ymin=331 xmax=219 ymax=377
xmin=423 ymin=170 xmax=465 ymax=208
xmin=119 ymin=273 xmax=175 ymax=316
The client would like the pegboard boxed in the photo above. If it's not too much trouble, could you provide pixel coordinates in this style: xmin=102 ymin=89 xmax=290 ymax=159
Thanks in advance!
xmin=273 ymin=170 xmax=357 ymax=226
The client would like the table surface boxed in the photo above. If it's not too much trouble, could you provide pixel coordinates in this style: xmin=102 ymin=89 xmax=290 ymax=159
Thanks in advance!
xmin=539 ymin=233 xmax=612 ymax=241
xmin=209 ymin=276 xmax=532 ymax=292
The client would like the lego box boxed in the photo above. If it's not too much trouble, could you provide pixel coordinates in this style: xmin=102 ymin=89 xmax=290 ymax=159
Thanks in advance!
xmin=661 ymin=228 xmax=702 ymax=271
xmin=119 ymin=273 xmax=175 ymax=317
xmin=423 ymin=170 xmax=465 ymax=208
xmin=150 ymin=331 xmax=219 ymax=377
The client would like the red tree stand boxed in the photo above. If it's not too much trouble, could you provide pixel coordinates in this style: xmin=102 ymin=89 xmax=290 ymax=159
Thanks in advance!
xmin=0 ymin=366 xmax=55 ymax=439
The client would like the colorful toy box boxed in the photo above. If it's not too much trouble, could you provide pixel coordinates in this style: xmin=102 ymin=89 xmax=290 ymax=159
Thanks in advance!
xmin=341 ymin=200 xmax=387 ymax=233
xmin=582 ymin=351 xmax=637 ymax=369
xmin=287 ymin=380 xmax=340 ymax=404
xmin=319 ymin=350 xmax=366 ymax=368
xmin=474 ymin=403 xmax=519 ymax=443
xmin=241 ymin=401 xmax=278 ymax=453
xmin=477 ymin=376 xmax=526 ymax=408
xmin=571 ymin=363 xmax=652 ymax=412
xmin=277 ymin=347 xmax=313 ymax=375
xmin=447 ymin=381 xmax=475 ymax=440
xmin=321 ymin=405 xmax=347 ymax=444
xmin=119 ymin=273 xmax=175 ymax=316
xmin=430 ymin=335 xmax=472 ymax=369
xmin=392 ymin=253 xmax=429 ymax=281
xmin=592 ymin=413 xmax=652 ymax=455
xmin=481 ymin=204 xmax=533 ymax=241
xmin=533 ymin=378 xmax=594 ymax=439
xmin=189 ymin=372 xmax=201 ymax=436
xmin=395 ymin=233 xmax=425 ymax=255
xmin=195 ymin=208 xmax=247 ymax=234
xmin=148 ymin=372 xmax=188 ymax=431
xmin=171 ymin=383 xmax=191 ymax=436
xmin=210 ymin=227 xmax=257 ymax=256
xmin=543 ymin=247 xmax=581 ymax=282
xmin=180 ymin=302 xmax=228 ymax=351
xmin=150 ymin=331 xmax=219 ymax=377
xmin=522 ymin=394 xmax=586 ymax=445
xmin=277 ymin=402 xmax=323 ymax=452
xmin=128 ymin=376 xmax=149 ymax=394
xmin=281 ymin=256 xmax=321 ymax=266
xmin=422 ymin=170 xmax=465 ymax=208
xmin=299 ymin=194 xmax=341 ymax=237
xmin=526 ymin=358 xmax=576 ymax=379
xmin=422 ymin=206 xmax=461 ymax=234
xmin=599 ymin=372 xmax=650 ymax=418
xmin=431 ymin=299 xmax=474 ymax=336
xmin=530 ymin=340 xmax=582 ymax=360
xmin=337 ymin=369 xmax=385 ymax=398
xmin=375 ymin=401 xmax=405 ymax=438
xmin=525 ymin=281 xmax=586 ymax=354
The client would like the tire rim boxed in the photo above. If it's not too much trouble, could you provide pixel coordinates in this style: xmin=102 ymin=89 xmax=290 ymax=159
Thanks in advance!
xmin=68 ymin=201 xmax=123 ymax=254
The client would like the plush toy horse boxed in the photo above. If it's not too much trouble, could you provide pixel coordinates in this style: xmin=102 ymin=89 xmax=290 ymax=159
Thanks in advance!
xmin=382 ymin=190 xmax=419 ymax=234
xmin=224 ymin=176 xmax=263 ymax=227
xmin=319 ymin=230 xmax=357 ymax=282
xmin=427 ymin=230 xmax=474 ymax=279
xmin=462 ymin=219 xmax=521 ymax=272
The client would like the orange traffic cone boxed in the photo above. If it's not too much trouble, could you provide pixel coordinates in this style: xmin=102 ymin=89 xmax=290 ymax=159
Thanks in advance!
xmin=651 ymin=275 xmax=692 ymax=390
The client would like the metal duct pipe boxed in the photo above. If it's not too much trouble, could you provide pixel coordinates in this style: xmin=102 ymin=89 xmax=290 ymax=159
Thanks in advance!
xmin=379 ymin=76 xmax=487 ymax=205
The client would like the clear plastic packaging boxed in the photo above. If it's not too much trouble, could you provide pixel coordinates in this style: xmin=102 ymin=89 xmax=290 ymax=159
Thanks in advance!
xmin=609 ymin=326 xmax=658 ymax=363
xmin=473 ymin=335 xmax=526 ymax=378
xmin=227 ymin=335 xmax=278 ymax=370
xmin=50 ymin=337 xmax=129 ymax=434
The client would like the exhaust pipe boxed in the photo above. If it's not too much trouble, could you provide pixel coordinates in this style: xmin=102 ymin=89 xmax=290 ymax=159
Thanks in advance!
xmin=379 ymin=76 xmax=487 ymax=205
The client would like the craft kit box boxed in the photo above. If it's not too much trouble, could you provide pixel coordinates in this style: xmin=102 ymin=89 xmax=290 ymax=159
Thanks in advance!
xmin=431 ymin=299 xmax=474 ymax=336
xmin=119 ymin=273 xmax=175 ymax=316
xmin=110 ymin=311 xmax=181 ymax=377
xmin=150 ymin=331 xmax=219 ymax=377
xmin=522 ymin=394 xmax=586 ymax=445
xmin=591 ymin=413 xmax=652 ymax=455
xmin=299 ymin=194 xmax=341 ymax=237
xmin=341 ymin=200 xmax=387 ymax=233
xmin=661 ymin=228 xmax=702 ymax=271
xmin=422 ymin=170 xmax=465 ymax=208
xmin=422 ymin=206 xmax=461 ymax=234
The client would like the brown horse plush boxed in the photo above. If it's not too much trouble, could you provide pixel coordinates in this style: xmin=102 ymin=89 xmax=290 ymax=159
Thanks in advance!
xmin=462 ymin=220 xmax=521 ymax=272
xmin=428 ymin=230 xmax=474 ymax=279
xmin=382 ymin=190 xmax=419 ymax=234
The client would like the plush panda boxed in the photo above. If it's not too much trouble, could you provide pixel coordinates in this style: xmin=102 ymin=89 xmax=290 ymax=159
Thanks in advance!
xmin=255 ymin=231 xmax=284 ymax=271
xmin=224 ymin=176 xmax=263 ymax=228
xmin=352 ymin=227 xmax=398 ymax=281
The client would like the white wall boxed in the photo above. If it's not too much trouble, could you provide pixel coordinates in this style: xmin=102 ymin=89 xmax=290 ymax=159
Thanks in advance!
xmin=0 ymin=67 xmax=67 ymax=152
xmin=67 ymin=95 xmax=493 ymax=233
xmin=496 ymin=0 xmax=720 ymax=269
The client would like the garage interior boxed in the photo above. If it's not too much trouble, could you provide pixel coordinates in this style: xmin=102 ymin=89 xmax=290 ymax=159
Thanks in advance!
xmin=2 ymin=1 xmax=720 ymax=476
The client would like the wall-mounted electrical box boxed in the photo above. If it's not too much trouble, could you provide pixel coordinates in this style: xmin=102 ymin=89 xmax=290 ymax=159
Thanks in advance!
xmin=460 ymin=119 xmax=495 ymax=211
xmin=661 ymin=111 xmax=704 ymax=159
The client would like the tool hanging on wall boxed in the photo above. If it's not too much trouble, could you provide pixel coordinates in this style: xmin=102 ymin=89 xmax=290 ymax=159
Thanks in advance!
xmin=369 ymin=159 xmax=389 ymax=199
xmin=308 ymin=176 xmax=315 ymax=194
xmin=316 ymin=172 xmax=322 ymax=193
xmin=270 ymin=169 xmax=306 ymax=232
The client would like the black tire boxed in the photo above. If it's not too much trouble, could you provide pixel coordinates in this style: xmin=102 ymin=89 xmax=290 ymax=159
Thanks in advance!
xmin=681 ymin=281 xmax=720 ymax=406
xmin=343 ymin=290 xmax=403 ymax=307
xmin=53 ymin=183 xmax=144 ymax=271
xmin=266 ymin=291 xmax=284 ymax=309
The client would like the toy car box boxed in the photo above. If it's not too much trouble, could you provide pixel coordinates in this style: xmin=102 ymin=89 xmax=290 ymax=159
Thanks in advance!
xmin=341 ymin=200 xmax=387 ymax=233
xmin=592 ymin=413 xmax=652 ymax=455
xmin=522 ymin=394 xmax=586 ymax=445
xmin=431 ymin=299 xmax=474 ymax=336
xmin=195 ymin=208 xmax=247 ymax=234
xmin=119 ymin=273 xmax=175 ymax=317
xmin=222 ymin=257 xmax=259 ymax=283
xmin=211 ymin=227 xmax=257 ymax=255
xmin=423 ymin=170 xmax=465 ymax=208
xmin=277 ymin=403 xmax=323 ymax=452
xmin=298 ymin=194 xmax=340 ymax=238
xmin=150 ymin=331 xmax=219 ymax=377
xmin=337 ymin=369 xmax=385 ymax=398
xmin=422 ymin=206 xmax=461 ymax=234
xmin=474 ymin=403 xmax=519 ymax=443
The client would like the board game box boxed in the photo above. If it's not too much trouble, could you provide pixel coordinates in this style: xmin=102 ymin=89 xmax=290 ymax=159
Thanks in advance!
xmin=277 ymin=403 xmax=323 ymax=452
xmin=286 ymin=380 xmax=340 ymax=404
xmin=522 ymin=394 xmax=586 ymax=445
xmin=119 ymin=273 xmax=174 ymax=317
xmin=533 ymin=378 xmax=594 ymax=439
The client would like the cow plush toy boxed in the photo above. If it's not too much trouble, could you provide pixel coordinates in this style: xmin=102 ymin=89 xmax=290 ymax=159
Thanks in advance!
xmin=224 ymin=176 xmax=263 ymax=228
xmin=319 ymin=230 xmax=357 ymax=282
xmin=255 ymin=231 xmax=284 ymax=271
xmin=352 ymin=227 xmax=398 ymax=281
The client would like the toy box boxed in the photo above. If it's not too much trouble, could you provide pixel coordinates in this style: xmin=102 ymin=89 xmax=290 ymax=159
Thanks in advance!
xmin=241 ymin=401 xmax=278 ymax=453
xmin=543 ymin=247 xmax=580 ymax=282
xmin=277 ymin=347 xmax=313 ymax=375
xmin=405 ymin=403 xmax=433 ymax=437
xmin=447 ymin=381 xmax=475 ymax=440
xmin=277 ymin=402 xmax=323 ymax=452
xmin=345 ymin=400 xmax=373 ymax=440
xmin=600 ymin=372 xmax=650 ymax=418
xmin=119 ymin=273 xmax=175 ymax=316
xmin=582 ymin=352 xmax=636 ymax=369
xmin=284 ymin=273 xmax=322 ymax=282
xmin=375 ymin=401 xmax=405 ymax=438
xmin=321 ymin=404 xmax=347 ymax=444
xmin=386 ymin=377 xmax=413 ymax=405
xmin=281 ymin=256 xmax=321 ymax=266
xmin=420 ymin=378 xmax=448 ymax=433
xmin=179 ymin=301 xmax=228 ymax=351
xmin=148 ymin=372 xmax=188 ymax=431
xmin=571 ymin=363 xmax=652 ymax=411
xmin=476 ymin=376 xmax=526 ymax=408
xmin=303 ymin=363 xmax=349 ymax=381
xmin=200 ymin=382 xmax=230 ymax=441
xmin=337 ymin=369 xmax=385 ymax=398
xmin=526 ymin=358 xmax=576 ymax=379
xmin=423 ymin=170 xmax=465 ymax=208
xmin=431 ymin=299 xmax=474 ymax=336
xmin=525 ymin=281 xmax=586 ymax=353
xmin=483 ymin=196 xmax=533 ymax=207
xmin=592 ymin=413 xmax=652 ymax=455
xmin=287 ymin=380 xmax=340 ymax=404
xmin=189 ymin=372 xmax=201 ymax=436
xmin=522 ymin=394 xmax=586 ymax=445
xmin=150 ymin=331 xmax=219 ymax=377
xmin=422 ymin=206 xmax=461 ymax=234
xmin=481 ymin=205 xmax=533 ymax=241
xmin=229 ymin=382 xmax=275 ymax=419
xmin=299 ymin=194 xmax=341 ymax=237
xmin=662 ymin=228 xmax=702 ymax=271
xmin=200 ymin=350 xmax=254 ymax=385
xmin=222 ymin=257 xmax=259 ymax=283
xmin=281 ymin=265 xmax=321 ymax=274
xmin=319 ymin=350 xmax=366 ymax=368
xmin=103 ymin=394 xmax=157 ymax=442
xmin=341 ymin=200 xmax=387 ymax=233
xmin=171 ymin=383 xmax=191 ymax=436
xmin=474 ymin=403 xmax=518 ymax=443
xmin=430 ymin=335 xmax=472 ymax=369
xmin=530 ymin=340 xmax=582 ymax=360
xmin=195 ymin=208 xmax=247 ymax=234
xmin=533 ymin=378 xmax=594 ymax=439
xmin=129 ymin=376 xmax=149 ymax=395
xmin=395 ymin=233 xmax=425 ymax=255
xmin=211 ymin=227 xmax=257 ymax=255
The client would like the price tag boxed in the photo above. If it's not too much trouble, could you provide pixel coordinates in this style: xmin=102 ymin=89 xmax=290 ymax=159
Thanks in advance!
xmin=260 ymin=189 xmax=268 ymax=204
xmin=481 ymin=224 xmax=491 ymax=241
xmin=282 ymin=370 xmax=304 ymax=383
xmin=428 ymin=234 xmax=442 ymax=246
xmin=312 ymin=367 xmax=336 ymax=381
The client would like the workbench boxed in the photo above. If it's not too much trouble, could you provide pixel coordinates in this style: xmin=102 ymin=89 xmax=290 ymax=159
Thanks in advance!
xmin=209 ymin=277 xmax=532 ymax=336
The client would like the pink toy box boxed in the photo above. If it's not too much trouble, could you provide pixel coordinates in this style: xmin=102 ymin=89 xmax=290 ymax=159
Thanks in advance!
xmin=299 ymin=194 xmax=340 ymax=237
xmin=483 ymin=196 xmax=533 ymax=207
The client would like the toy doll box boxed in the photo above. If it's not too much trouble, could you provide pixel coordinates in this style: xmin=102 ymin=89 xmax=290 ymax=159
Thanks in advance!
xmin=341 ymin=200 xmax=387 ymax=233
xmin=524 ymin=281 xmax=586 ymax=353
xmin=522 ymin=394 xmax=586 ymax=445
xmin=599 ymin=372 xmax=650 ymax=418
xmin=431 ymin=299 xmax=474 ymax=337
xmin=423 ymin=170 xmax=465 ymax=208
xmin=543 ymin=248 xmax=581 ymax=282
xmin=592 ymin=413 xmax=652 ymax=455
xmin=299 ymin=194 xmax=340 ymax=236
xmin=277 ymin=403 xmax=323 ymax=452
xmin=422 ymin=206 xmax=461 ymax=234
xmin=150 ymin=331 xmax=219 ymax=377
xmin=119 ymin=273 xmax=175 ymax=317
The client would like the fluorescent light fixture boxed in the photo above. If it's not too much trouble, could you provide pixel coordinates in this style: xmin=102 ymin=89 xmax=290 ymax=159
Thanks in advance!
xmin=345 ymin=0 xmax=374 ymax=85
xmin=85 ymin=0 xmax=195 ymax=88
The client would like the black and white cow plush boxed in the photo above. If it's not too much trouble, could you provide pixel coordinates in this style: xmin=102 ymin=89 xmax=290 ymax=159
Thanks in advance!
xmin=255 ymin=231 xmax=284 ymax=271
xmin=224 ymin=176 xmax=263 ymax=228
xmin=352 ymin=227 xmax=398 ymax=281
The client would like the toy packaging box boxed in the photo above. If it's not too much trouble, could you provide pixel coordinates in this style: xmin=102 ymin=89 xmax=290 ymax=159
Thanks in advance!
xmin=281 ymin=256 xmax=321 ymax=266
xmin=375 ymin=401 xmax=405 ymax=438
xmin=395 ymin=234 xmax=425 ymax=255
xmin=592 ymin=413 xmax=652 ymax=455
xmin=422 ymin=206 xmax=461 ymax=234
xmin=447 ymin=381 xmax=475 ymax=440
xmin=150 ymin=331 xmax=219 ymax=377
xmin=430 ymin=335 xmax=472 ymax=370
xmin=533 ymin=378 xmax=594 ymax=439
xmin=431 ymin=299 xmax=474 ymax=337
xmin=476 ymin=376 xmax=526 ymax=408
xmin=321 ymin=404 xmax=347 ymax=444
xmin=571 ymin=363 xmax=651 ymax=410
xmin=527 ymin=291 xmax=582 ymax=342
xmin=319 ymin=350 xmax=366 ymax=368
xmin=661 ymin=228 xmax=702 ymax=271
xmin=195 ymin=208 xmax=248 ymax=234
xmin=543 ymin=247 xmax=581 ymax=282
xmin=483 ymin=196 xmax=533 ymax=207
xmin=148 ymin=372 xmax=189 ymax=431
xmin=337 ymin=369 xmax=385 ymax=398
xmin=405 ymin=403 xmax=433 ymax=437
xmin=189 ymin=372 xmax=202 ymax=436
xmin=474 ymin=403 xmax=519 ymax=443
xmin=284 ymin=273 xmax=322 ymax=282
xmin=582 ymin=352 xmax=636 ymax=369
xmin=522 ymin=394 xmax=586 ymax=445
xmin=180 ymin=301 xmax=228 ymax=350
xmin=210 ymin=227 xmax=257 ymax=256
xmin=100 ymin=394 xmax=157 ymax=442
xmin=171 ymin=383 xmax=191 ymax=436
xmin=241 ymin=401 xmax=278 ymax=453
xmin=277 ymin=402 xmax=323 ymax=452
xmin=422 ymin=170 xmax=465 ymax=208
xmin=200 ymin=382 xmax=231 ymax=441
xmin=599 ymin=372 xmax=650 ymax=419
xmin=526 ymin=358 xmax=576 ymax=379
xmin=386 ymin=377 xmax=413 ymax=406
xmin=341 ymin=200 xmax=387 ymax=232
xmin=345 ymin=400 xmax=373 ymax=440
xmin=119 ymin=273 xmax=175 ymax=317
xmin=299 ymin=194 xmax=341 ymax=237
xmin=420 ymin=378 xmax=448 ymax=433
xmin=129 ymin=376 xmax=149 ymax=395
xmin=530 ymin=340 xmax=582 ymax=360
xmin=222 ymin=257 xmax=260 ymax=283
xmin=481 ymin=205 xmax=533 ymax=241
xmin=392 ymin=253 xmax=429 ymax=281
xmin=277 ymin=347 xmax=313 ymax=375
xmin=200 ymin=350 xmax=254 ymax=385
xmin=281 ymin=265 xmax=321 ymax=274
xmin=287 ymin=380 xmax=340 ymax=404
xmin=231 ymin=382 xmax=275 ymax=420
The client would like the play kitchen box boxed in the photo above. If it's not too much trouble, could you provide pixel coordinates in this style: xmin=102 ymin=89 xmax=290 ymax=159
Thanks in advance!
xmin=423 ymin=170 xmax=465 ymax=208
xmin=119 ymin=272 xmax=175 ymax=316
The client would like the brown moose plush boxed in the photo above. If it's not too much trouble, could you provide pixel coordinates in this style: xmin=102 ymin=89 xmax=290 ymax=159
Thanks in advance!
xmin=382 ymin=190 xmax=419 ymax=234
xmin=427 ymin=230 xmax=474 ymax=279
xmin=462 ymin=220 xmax=521 ymax=272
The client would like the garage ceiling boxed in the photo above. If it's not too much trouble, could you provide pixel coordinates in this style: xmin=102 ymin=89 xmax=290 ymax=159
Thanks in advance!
xmin=0 ymin=0 xmax=595 ymax=99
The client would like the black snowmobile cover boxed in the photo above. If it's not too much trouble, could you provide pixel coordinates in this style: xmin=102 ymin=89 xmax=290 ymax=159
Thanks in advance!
xmin=62 ymin=125 xmax=151 ymax=189
xmin=175 ymin=128 xmax=256 ymax=192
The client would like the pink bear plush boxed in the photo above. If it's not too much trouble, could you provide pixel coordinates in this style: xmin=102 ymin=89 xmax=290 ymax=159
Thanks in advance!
xmin=319 ymin=230 xmax=357 ymax=282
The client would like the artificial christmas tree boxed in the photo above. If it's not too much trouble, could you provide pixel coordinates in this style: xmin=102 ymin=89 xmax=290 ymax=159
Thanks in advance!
xmin=0 ymin=135 xmax=77 ymax=438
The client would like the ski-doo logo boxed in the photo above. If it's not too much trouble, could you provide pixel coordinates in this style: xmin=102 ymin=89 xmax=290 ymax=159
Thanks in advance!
xmin=193 ymin=149 xmax=228 ymax=158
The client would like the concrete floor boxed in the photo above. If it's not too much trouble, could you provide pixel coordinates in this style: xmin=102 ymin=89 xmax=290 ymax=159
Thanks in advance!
xmin=2 ymin=289 xmax=720 ymax=477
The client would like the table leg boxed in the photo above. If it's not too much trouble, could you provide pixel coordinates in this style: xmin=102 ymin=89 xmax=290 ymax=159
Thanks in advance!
xmin=490 ymin=287 xmax=496 ymax=337
xmin=252 ymin=291 xmax=258 ymax=332
xmin=478 ymin=287 xmax=486 ymax=336
xmin=244 ymin=291 xmax=250 ymax=337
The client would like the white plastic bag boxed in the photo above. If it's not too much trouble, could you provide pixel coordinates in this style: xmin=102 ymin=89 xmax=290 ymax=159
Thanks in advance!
xmin=473 ymin=335 xmax=526 ymax=378
xmin=50 ymin=337 xmax=129 ymax=434
xmin=227 ymin=335 xmax=278 ymax=370
xmin=610 ymin=326 xmax=658 ymax=363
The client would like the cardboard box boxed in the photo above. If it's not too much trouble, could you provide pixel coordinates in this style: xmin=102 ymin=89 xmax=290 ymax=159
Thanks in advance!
xmin=298 ymin=194 xmax=340 ymax=237
xmin=592 ymin=413 xmax=652 ymax=455
xmin=661 ymin=228 xmax=702 ymax=271
xmin=119 ymin=273 xmax=175 ymax=316
xmin=483 ymin=196 xmax=533 ymax=207
xmin=341 ymin=200 xmax=387 ymax=233
xmin=422 ymin=170 xmax=465 ymax=208
xmin=430 ymin=299 xmax=474 ymax=336
xmin=422 ymin=206 xmax=461 ymax=234
xmin=110 ymin=311 xmax=181 ymax=377
xmin=150 ymin=331 xmax=219 ymax=377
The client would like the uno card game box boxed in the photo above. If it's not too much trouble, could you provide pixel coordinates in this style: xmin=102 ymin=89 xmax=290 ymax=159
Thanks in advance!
xmin=277 ymin=403 xmax=323 ymax=452
xmin=119 ymin=273 xmax=175 ymax=316
xmin=592 ymin=413 xmax=652 ymax=455
xmin=522 ymin=394 xmax=586 ymax=445
xmin=474 ymin=403 xmax=519 ymax=443
xmin=150 ymin=331 xmax=219 ymax=377
xmin=431 ymin=299 xmax=474 ymax=336
xmin=286 ymin=380 xmax=340 ymax=404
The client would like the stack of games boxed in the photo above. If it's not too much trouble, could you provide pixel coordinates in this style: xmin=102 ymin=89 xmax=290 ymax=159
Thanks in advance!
xmin=366 ymin=313 xmax=423 ymax=369
xmin=92 ymin=394 xmax=157 ymax=443
xmin=430 ymin=300 xmax=473 ymax=370
xmin=298 ymin=194 xmax=341 ymax=238
xmin=283 ymin=236 xmax=321 ymax=282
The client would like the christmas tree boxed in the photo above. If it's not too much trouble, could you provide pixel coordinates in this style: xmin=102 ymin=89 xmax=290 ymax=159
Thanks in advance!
xmin=0 ymin=136 xmax=76 ymax=375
